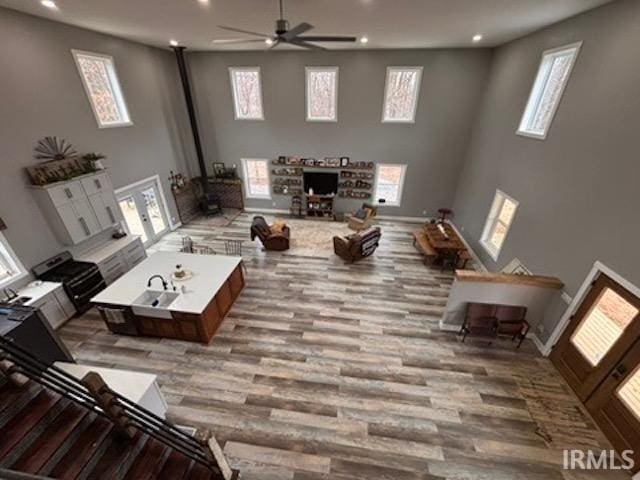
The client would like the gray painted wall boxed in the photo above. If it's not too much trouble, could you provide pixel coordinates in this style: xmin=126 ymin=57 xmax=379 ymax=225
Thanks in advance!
xmin=186 ymin=49 xmax=492 ymax=216
xmin=451 ymin=0 xmax=640 ymax=341
xmin=0 ymin=8 xmax=191 ymax=281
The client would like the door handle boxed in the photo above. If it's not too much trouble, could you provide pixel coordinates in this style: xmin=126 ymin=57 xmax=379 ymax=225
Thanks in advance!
xmin=612 ymin=364 xmax=628 ymax=380
xmin=106 ymin=206 xmax=116 ymax=223
xmin=64 ymin=188 xmax=73 ymax=199
xmin=78 ymin=217 xmax=90 ymax=236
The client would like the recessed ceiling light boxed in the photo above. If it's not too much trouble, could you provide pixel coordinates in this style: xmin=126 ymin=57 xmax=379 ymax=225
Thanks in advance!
xmin=41 ymin=0 xmax=58 ymax=9
xmin=197 ymin=0 xmax=209 ymax=4
xmin=472 ymin=34 xmax=483 ymax=43
xmin=265 ymin=38 xmax=274 ymax=45
xmin=360 ymin=36 xmax=369 ymax=44
xmin=169 ymin=40 xmax=179 ymax=47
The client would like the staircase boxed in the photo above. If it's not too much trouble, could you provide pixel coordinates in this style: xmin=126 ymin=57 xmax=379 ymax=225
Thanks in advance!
xmin=0 ymin=337 xmax=238 ymax=480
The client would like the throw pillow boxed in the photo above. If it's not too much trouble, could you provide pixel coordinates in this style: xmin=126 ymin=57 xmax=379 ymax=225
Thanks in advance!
xmin=271 ymin=220 xmax=286 ymax=234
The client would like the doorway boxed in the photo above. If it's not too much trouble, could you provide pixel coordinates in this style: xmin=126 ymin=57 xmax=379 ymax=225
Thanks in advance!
xmin=116 ymin=176 xmax=170 ymax=247
xmin=550 ymin=270 xmax=640 ymax=471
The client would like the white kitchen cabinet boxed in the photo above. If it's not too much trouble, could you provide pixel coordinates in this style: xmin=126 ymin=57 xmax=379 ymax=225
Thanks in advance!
xmin=18 ymin=282 xmax=76 ymax=330
xmin=30 ymin=171 xmax=123 ymax=246
xmin=89 ymin=192 xmax=122 ymax=230
xmin=77 ymin=236 xmax=146 ymax=286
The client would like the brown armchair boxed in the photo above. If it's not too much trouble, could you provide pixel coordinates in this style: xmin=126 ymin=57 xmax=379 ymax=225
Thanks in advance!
xmin=348 ymin=203 xmax=377 ymax=231
xmin=250 ymin=216 xmax=290 ymax=251
xmin=333 ymin=227 xmax=381 ymax=263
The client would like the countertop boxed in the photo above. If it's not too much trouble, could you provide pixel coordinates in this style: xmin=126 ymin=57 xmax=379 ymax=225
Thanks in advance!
xmin=75 ymin=235 xmax=142 ymax=264
xmin=15 ymin=281 xmax=63 ymax=306
xmin=91 ymin=252 xmax=243 ymax=314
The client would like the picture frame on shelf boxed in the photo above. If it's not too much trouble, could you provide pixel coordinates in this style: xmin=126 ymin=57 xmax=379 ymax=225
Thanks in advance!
xmin=212 ymin=162 xmax=225 ymax=178
xmin=340 ymin=157 xmax=350 ymax=167
xmin=326 ymin=157 xmax=340 ymax=167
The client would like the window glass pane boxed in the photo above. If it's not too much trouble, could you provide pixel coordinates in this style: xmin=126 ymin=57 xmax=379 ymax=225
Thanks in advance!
xmin=383 ymin=68 xmax=421 ymax=122
xmin=75 ymin=53 xmax=129 ymax=126
xmin=375 ymin=165 xmax=405 ymax=204
xmin=498 ymin=198 xmax=517 ymax=225
xmin=519 ymin=45 xmax=579 ymax=137
xmin=571 ymin=288 xmax=638 ymax=366
xmin=529 ymin=54 xmax=573 ymax=134
xmin=618 ymin=366 xmax=640 ymax=420
xmin=141 ymin=187 xmax=167 ymax=235
xmin=231 ymin=69 xmax=263 ymax=119
xmin=245 ymin=160 xmax=270 ymax=197
xmin=489 ymin=221 xmax=508 ymax=250
xmin=0 ymin=235 xmax=25 ymax=287
xmin=307 ymin=69 xmax=337 ymax=121
xmin=119 ymin=196 xmax=148 ymax=243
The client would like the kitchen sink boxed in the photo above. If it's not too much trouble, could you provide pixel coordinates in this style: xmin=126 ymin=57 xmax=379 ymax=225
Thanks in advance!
xmin=131 ymin=290 xmax=179 ymax=319
xmin=9 ymin=296 xmax=32 ymax=305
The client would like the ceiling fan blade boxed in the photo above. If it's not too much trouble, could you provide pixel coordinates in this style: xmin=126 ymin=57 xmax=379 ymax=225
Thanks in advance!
xmin=288 ymin=39 xmax=328 ymax=51
xmin=211 ymin=38 xmax=266 ymax=44
xmin=281 ymin=22 xmax=313 ymax=41
xmin=295 ymin=36 xmax=357 ymax=42
xmin=218 ymin=25 xmax=271 ymax=38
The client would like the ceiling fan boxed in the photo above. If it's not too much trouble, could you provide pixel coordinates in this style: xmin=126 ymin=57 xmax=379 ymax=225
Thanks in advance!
xmin=212 ymin=0 xmax=357 ymax=50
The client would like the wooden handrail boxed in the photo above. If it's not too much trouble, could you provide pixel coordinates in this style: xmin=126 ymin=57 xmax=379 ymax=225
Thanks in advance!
xmin=455 ymin=270 xmax=564 ymax=289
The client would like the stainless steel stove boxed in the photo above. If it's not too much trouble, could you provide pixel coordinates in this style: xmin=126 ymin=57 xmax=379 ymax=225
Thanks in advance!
xmin=33 ymin=252 xmax=106 ymax=314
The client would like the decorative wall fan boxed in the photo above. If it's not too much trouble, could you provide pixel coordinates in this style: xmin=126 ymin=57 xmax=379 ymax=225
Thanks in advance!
xmin=212 ymin=0 xmax=356 ymax=50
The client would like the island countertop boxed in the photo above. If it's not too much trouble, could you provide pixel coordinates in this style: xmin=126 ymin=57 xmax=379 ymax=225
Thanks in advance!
xmin=91 ymin=252 xmax=243 ymax=314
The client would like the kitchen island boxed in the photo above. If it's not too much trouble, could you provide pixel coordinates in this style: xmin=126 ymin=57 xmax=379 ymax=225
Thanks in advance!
xmin=91 ymin=252 xmax=244 ymax=343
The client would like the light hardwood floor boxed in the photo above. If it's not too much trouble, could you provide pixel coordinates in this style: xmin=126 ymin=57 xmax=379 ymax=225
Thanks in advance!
xmin=59 ymin=214 xmax=627 ymax=479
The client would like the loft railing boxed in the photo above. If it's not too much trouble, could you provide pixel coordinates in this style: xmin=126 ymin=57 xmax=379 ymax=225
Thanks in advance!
xmin=0 ymin=336 xmax=232 ymax=479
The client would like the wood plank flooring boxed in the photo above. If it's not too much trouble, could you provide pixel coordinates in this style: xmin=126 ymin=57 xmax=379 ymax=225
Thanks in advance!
xmin=59 ymin=214 xmax=628 ymax=479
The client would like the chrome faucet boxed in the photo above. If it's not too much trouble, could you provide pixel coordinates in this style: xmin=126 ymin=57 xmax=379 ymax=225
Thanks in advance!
xmin=147 ymin=275 xmax=168 ymax=291
xmin=3 ymin=288 xmax=17 ymax=301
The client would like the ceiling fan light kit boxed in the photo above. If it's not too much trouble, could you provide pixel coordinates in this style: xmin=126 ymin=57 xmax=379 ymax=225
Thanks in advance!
xmin=215 ymin=0 xmax=357 ymax=50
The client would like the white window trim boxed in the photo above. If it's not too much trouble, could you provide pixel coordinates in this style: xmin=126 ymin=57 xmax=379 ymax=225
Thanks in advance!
xmin=516 ymin=42 xmax=582 ymax=140
xmin=0 ymin=232 xmax=28 ymax=289
xmin=480 ymin=189 xmax=519 ymax=261
xmin=241 ymin=158 xmax=272 ymax=200
xmin=381 ymin=66 xmax=423 ymax=124
xmin=305 ymin=66 xmax=339 ymax=122
xmin=228 ymin=67 xmax=265 ymax=121
xmin=71 ymin=49 xmax=133 ymax=129
xmin=373 ymin=163 xmax=407 ymax=207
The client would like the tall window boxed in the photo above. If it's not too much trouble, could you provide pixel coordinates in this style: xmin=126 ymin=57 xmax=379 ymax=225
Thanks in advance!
xmin=241 ymin=159 xmax=271 ymax=199
xmin=382 ymin=67 xmax=423 ymax=123
xmin=0 ymin=233 xmax=26 ymax=288
xmin=480 ymin=190 xmax=519 ymax=260
xmin=229 ymin=67 xmax=264 ymax=120
xmin=517 ymin=42 xmax=581 ymax=139
xmin=306 ymin=67 xmax=338 ymax=122
xmin=72 ymin=50 xmax=132 ymax=128
xmin=374 ymin=164 xmax=407 ymax=207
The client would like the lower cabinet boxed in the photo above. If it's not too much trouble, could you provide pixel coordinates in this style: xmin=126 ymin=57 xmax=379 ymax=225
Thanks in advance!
xmin=32 ymin=286 xmax=75 ymax=330
xmin=92 ymin=237 xmax=146 ymax=285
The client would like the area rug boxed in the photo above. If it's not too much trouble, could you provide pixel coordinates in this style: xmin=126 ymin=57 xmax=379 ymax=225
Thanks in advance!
xmin=270 ymin=217 xmax=353 ymax=256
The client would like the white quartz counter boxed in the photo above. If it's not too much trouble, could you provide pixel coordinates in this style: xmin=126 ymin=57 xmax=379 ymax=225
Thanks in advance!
xmin=91 ymin=252 xmax=243 ymax=314
xmin=16 ymin=281 xmax=63 ymax=306
xmin=75 ymin=235 xmax=142 ymax=263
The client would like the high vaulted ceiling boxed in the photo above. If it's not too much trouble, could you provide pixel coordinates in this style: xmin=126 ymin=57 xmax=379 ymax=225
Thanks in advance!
xmin=0 ymin=0 xmax=612 ymax=51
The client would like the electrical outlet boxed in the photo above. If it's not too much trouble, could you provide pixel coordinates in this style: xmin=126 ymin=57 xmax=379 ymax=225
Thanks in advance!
xmin=422 ymin=210 xmax=427 ymax=216
xmin=537 ymin=323 xmax=545 ymax=333
xmin=561 ymin=292 xmax=573 ymax=304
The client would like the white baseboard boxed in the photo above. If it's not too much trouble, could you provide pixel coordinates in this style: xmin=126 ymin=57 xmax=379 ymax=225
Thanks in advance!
xmin=439 ymin=321 xmax=460 ymax=332
xmin=448 ymin=222 xmax=487 ymax=272
xmin=169 ymin=220 xmax=182 ymax=231
xmin=530 ymin=333 xmax=549 ymax=355
xmin=376 ymin=215 xmax=430 ymax=223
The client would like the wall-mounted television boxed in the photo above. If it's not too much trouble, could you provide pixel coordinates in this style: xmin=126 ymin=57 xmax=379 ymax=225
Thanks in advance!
xmin=303 ymin=172 xmax=338 ymax=195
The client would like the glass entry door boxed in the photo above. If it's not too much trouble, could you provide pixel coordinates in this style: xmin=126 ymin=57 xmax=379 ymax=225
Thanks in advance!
xmin=117 ymin=180 xmax=169 ymax=247
xmin=551 ymin=274 xmax=640 ymax=401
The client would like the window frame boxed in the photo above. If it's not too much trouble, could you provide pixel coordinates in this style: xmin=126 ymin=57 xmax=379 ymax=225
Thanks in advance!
xmin=480 ymin=189 xmax=520 ymax=261
xmin=373 ymin=163 xmax=407 ymax=207
xmin=516 ymin=42 xmax=582 ymax=140
xmin=71 ymin=49 xmax=133 ymax=129
xmin=0 ymin=232 xmax=27 ymax=289
xmin=305 ymin=66 xmax=339 ymax=122
xmin=228 ymin=66 xmax=265 ymax=121
xmin=381 ymin=66 xmax=423 ymax=124
xmin=241 ymin=158 xmax=272 ymax=200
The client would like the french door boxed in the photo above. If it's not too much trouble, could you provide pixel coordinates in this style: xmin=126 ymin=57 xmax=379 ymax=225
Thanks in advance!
xmin=116 ymin=180 xmax=169 ymax=247
xmin=551 ymin=272 xmax=640 ymax=471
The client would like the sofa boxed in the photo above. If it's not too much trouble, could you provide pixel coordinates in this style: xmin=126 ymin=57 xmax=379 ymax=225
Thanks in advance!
xmin=333 ymin=227 xmax=381 ymax=263
xmin=348 ymin=203 xmax=377 ymax=231
xmin=250 ymin=216 xmax=290 ymax=251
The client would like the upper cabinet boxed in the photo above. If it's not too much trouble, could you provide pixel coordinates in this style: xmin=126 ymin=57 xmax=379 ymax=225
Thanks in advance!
xmin=31 ymin=171 xmax=123 ymax=245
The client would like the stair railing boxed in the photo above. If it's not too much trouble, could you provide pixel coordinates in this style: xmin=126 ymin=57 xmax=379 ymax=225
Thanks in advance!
xmin=0 ymin=336 xmax=235 ymax=479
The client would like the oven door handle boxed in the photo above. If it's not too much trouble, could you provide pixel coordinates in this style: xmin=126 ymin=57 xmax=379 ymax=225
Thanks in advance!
xmin=73 ymin=280 xmax=106 ymax=301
